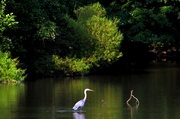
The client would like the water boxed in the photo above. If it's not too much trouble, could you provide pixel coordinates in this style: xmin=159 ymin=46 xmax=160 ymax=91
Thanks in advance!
xmin=0 ymin=63 xmax=180 ymax=119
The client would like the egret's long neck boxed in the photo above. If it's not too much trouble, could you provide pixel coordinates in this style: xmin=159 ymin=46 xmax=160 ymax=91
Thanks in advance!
xmin=83 ymin=90 xmax=87 ymax=101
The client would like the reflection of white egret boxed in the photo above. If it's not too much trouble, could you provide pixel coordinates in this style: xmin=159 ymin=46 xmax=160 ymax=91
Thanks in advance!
xmin=73 ymin=113 xmax=85 ymax=119
xmin=72 ymin=88 xmax=93 ymax=110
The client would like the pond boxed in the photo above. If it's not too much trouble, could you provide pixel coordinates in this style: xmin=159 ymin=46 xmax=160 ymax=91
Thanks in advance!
xmin=0 ymin=63 xmax=180 ymax=119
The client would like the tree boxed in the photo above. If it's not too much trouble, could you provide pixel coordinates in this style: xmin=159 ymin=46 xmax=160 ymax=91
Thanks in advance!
xmin=5 ymin=0 xmax=71 ymax=77
xmin=53 ymin=2 xmax=123 ymax=76
xmin=106 ymin=0 xmax=180 ymax=62
xmin=0 ymin=0 xmax=18 ymax=51
xmin=0 ymin=0 xmax=26 ymax=83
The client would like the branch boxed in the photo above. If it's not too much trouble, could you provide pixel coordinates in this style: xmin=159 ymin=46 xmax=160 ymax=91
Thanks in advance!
xmin=126 ymin=90 xmax=139 ymax=106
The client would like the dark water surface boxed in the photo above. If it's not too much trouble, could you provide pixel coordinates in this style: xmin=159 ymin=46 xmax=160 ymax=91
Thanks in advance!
xmin=1 ymin=63 xmax=180 ymax=119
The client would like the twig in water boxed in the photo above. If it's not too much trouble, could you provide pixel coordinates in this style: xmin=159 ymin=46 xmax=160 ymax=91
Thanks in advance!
xmin=126 ymin=90 xmax=139 ymax=106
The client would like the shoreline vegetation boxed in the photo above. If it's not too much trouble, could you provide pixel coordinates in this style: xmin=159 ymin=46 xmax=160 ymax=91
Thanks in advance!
xmin=1 ymin=0 xmax=180 ymax=83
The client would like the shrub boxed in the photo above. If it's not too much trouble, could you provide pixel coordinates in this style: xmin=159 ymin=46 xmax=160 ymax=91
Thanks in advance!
xmin=53 ymin=56 xmax=92 ymax=76
xmin=53 ymin=2 xmax=123 ymax=76
xmin=0 ymin=51 xmax=26 ymax=83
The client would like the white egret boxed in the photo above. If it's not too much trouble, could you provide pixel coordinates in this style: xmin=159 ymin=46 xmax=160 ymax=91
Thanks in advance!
xmin=72 ymin=88 xmax=93 ymax=110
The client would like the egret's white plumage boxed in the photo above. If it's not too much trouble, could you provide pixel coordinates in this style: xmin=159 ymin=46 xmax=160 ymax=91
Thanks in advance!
xmin=72 ymin=88 xmax=93 ymax=110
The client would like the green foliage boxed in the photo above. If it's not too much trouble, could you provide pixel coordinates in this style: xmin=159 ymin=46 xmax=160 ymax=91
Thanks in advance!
xmin=54 ymin=2 xmax=123 ymax=75
xmin=4 ymin=0 xmax=70 ymax=77
xmin=53 ymin=56 xmax=92 ymax=75
xmin=2 ymin=0 xmax=179 ymax=78
xmin=0 ymin=0 xmax=26 ymax=83
xmin=0 ymin=51 xmax=26 ymax=83
xmin=74 ymin=2 xmax=106 ymax=22
xmin=0 ymin=0 xmax=18 ymax=51
xmin=7 ymin=0 xmax=59 ymax=42
xmin=37 ymin=21 xmax=56 ymax=40
xmin=86 ymin=15 xmax=123 ymax=61
xmin=107 ymin=1 xmax=180 ymax=47
xmin=0 ymin=0 xmax=18 ymax=32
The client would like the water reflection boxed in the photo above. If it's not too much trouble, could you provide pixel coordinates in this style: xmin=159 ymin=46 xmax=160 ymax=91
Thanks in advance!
xmin=0 ymin=83 xmax=25 ymax=119
xmin=73 ymin=112 xmax=85 ymax=119
xmin=1 ymin=65 xmax=180 ymax=119
xmin=126 ymin=100 xmax=139 ymax=119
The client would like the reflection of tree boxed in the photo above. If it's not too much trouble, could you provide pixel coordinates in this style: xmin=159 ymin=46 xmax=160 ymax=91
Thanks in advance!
xmin=0 ymin=84 xmax=25 ymax=119
xmin=126 ymin=90 xmax=139 ymax=119
xmin=73 ymin=112 xmax=86 ymax=119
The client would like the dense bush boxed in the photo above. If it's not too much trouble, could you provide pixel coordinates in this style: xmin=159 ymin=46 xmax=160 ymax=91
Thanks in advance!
xmin=53 ymin=3 xmax=123 ymax=76
xmin=0 ymin=51 xmax=26 ymax=83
